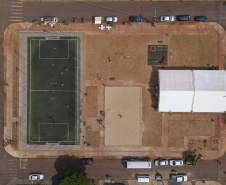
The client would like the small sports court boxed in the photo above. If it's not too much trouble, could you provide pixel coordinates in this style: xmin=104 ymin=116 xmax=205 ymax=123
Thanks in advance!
xmin=27 ymin=36 xmax=80 ymax=145
xmin=148 ymin=45 xmax=168 ymax=65
xmin=105 ymin=87 xmax=142 ymax=146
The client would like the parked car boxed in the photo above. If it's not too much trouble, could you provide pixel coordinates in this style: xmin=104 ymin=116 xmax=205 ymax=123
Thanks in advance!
xmin=171 ymin=174 xmax=188 ymax=182
xmin=159 ymin=16 xmax=175 ymax=22
xmin=29 ymin=173 xmax=44 ymax=180
xmin=41 ymin=16 xmax=58 ymax=25
xmin=176 ymin=15 xmax=191 ymax=21
xmin=154 ymin=159 xmax=168 ymax=166
xmin=129 ymin=16 xmax=144 ymax=22
xmin=80 ymin=158 xmax=93 ymax=165
xmin=194 ymin=16 xmax=207 ymax=22
xmin=169 ymin=159 xmax=183 ymax=166
xmin=93 ymin=16 xmax=102 ymax=24
xmin=105 ymin=17 xmax=118 ymax=22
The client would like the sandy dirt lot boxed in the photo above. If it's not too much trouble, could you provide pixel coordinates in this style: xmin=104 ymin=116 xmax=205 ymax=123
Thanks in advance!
xmin=105 ymin=87 xmax=142 ymax=146
xmin=85 ymin=86 xmax=98 ymax=117
xmin=168 ymin=120 xmax=215 ymax=147
xmin=170 ymin=35 xmax=214 ymax=67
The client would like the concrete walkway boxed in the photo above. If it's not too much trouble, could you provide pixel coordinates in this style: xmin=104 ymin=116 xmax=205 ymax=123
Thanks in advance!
xmin=6 ymin=179 xmax=222 ymax=185
xmin=20 ymin=0 xmax=226 ymax=2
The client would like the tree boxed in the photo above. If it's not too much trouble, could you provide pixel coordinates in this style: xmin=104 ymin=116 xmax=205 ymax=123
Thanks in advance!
xmin=185 ymin=152 xmax=202 ymax=166
xmin=63 ymin=20 xmax=69 ymax=26
xmin=59 ymin=170 xmax=91 ymax=185
xmin=108 ymin=21 xmax=114 ymax=27
xmin=32 ymin=20 xmax=39 ymax=26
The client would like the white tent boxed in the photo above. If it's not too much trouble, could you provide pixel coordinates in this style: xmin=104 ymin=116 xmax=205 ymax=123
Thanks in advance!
xmin=158 ymin=70 xmax=226 ymax=113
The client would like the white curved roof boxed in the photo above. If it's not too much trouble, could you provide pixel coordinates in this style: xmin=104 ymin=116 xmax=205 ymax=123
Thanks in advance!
xmin=158 ymin=70 xmax=226 ymax=112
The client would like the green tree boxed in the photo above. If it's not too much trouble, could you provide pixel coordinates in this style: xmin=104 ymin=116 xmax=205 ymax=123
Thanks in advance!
xmin=185 ymin=152 xmax=202 ymax=166
xmin=59 ymin=170 xmax=91 ymax=185
xmin=108 ymin=21 xmax=114 ymax=27
xmin=63 ymin=21 xmax=69 ymax=26
xmin=32 ymin=20 xmax=39 ymax=26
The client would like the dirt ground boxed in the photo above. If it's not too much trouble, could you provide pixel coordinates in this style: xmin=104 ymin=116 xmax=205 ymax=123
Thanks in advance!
xmin=85 ymin=130 xmax=99 ymax=146
xmin=105 ymin=87 xmax=142 ymax=146
xmin=85 ymin=86 xmax=98 ymax=117
xmin=170 ymin=35 xmax=214 ymax=67
xmin=85 ymin=33 xmax=216 ymax=148
xmin=142 ymin=87 xmax=162 ymax=147
xmin=86 ymin=35 xmax=162 ymax=83
xmin=168 ymin=120 xmax=215 ymax=147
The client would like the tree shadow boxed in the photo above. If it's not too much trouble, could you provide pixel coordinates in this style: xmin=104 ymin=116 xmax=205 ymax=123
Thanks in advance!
xmin=51 ymin=155 xmax=85 ymax=185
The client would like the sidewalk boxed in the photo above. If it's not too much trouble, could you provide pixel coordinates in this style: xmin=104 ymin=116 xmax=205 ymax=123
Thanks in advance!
xmin=20 ymin=0 xmax=226 ymax=2
xmin=6 ymin=179 xmax=223 ymax=185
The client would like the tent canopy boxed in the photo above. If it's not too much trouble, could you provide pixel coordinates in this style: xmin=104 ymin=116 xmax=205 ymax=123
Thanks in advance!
xmin=158 ymin=70 xmax=226 ymax=113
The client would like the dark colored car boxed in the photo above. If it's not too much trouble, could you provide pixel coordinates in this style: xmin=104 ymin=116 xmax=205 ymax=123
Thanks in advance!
xmin=194 ymin=16 xmax=207 ymax=22
xmin=80 ymin=158 xmax=93 ymax=165
xmin=129 ymin=16 xmax=144 ymax=22
xmin=176 ymin=15 xmax=191 ymax=21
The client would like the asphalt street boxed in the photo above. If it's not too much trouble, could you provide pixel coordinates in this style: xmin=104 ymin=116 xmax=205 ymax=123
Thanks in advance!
xmin=0 ymin=1 xmax=226 ymax=185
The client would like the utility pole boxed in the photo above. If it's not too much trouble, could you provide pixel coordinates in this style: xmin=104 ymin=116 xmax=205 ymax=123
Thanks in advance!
xmin=155 ymin=9 xmax=157 ymax=22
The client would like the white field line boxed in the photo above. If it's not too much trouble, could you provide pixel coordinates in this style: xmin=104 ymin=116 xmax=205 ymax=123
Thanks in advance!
xmin=76 ymin=38 xmax=79 ymax=143
xmin=31 ymin=90 xmax=75 ymax=92
xmin=68 ymin=40 xmax=69 ymax=59
xmin=39 ymin=39 xmax=40 ymax=59
xmin=38 ymin=123 xmax=69 ymax=142
xmin=29 ymin=39 xmax=31 ymax=141
xmin=68 ymin=124 xmax=69 ymax=141
xmin=37 ymin=39 xmax=71 ymax=59
xmin=28 ymin=38 xmax=77 ymax=143
xmin=39 ymin=123 xmax=69 ymax=125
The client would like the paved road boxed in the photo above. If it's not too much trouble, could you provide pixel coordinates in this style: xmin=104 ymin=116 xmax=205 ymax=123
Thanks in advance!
xmin=0 ymin=1 xmax=226 ymax=185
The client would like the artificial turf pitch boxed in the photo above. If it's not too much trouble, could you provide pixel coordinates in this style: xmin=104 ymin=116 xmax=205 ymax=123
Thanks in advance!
xmin=27 ymin=37 xmax=80 ymax=145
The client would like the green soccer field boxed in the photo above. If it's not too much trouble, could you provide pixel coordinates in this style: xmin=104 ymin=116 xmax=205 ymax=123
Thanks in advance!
xmin=27 ymin=37 xmax=80 ymax=145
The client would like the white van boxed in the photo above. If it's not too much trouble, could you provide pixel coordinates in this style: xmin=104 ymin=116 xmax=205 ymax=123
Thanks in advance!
xmin=93 ymin=16 xmax=102 ymax=24
xmin=137 ymin=175 xmax=150 ymax=183
xmin=124 ymin=160 xmax=151 ymax=169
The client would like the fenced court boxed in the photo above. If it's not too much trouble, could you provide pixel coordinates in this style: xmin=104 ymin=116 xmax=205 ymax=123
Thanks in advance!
xmin=27 ymin=36 xmax=80 ymax=145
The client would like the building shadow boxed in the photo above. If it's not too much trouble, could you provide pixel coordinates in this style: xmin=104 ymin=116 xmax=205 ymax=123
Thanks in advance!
xmin=51 ymin=155 xmax=85 ymax=185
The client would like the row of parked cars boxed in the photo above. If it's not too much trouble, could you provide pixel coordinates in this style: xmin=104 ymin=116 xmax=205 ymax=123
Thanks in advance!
xmin=129 ymin=15 xmax=207 ymax=22
xmin=160 ymin=15 xmax=207 ymax=22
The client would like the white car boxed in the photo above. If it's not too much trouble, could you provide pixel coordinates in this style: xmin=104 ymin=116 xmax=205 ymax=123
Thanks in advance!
xmin=154 ymin=159 xmax=168 ymax=166
xmin=29 ymin=173 xmax=44 ymax=180
xmin=169 ymin=159 xmax=183 ymax=166
xmin=41 ymin=16 xmax=58 ymax=25
xmin=159 ymin=16 xmax=175 ymax=22
xmin=105 ymin=17 xmax=118 ymax=22
xmin=171 ymin=174 xmax=188 ymax=182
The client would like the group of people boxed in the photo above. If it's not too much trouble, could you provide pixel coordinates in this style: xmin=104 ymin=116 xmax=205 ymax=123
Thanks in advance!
xmin=49 ymin=115 xmax=55 ymax=122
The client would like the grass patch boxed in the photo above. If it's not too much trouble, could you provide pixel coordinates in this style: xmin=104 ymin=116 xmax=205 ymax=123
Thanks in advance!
xmin=12 ymin=34 xmax=18 ymax=117
xmin=12 ymin=122 xmax=18 ymax=149
xmin=27 ymin=37 xmax=80 ymax=145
